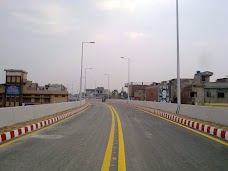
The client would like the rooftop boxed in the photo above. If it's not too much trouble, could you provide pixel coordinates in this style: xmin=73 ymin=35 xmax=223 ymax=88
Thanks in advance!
xmin=4 ymin=69 xmax=28 ymax=74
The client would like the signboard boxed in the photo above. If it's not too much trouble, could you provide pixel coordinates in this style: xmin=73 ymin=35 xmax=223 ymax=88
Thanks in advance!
xmin=159 ymin=85 xmax=169 ymax=103
xmin=6 ymin=85 xmax=20 ymax=95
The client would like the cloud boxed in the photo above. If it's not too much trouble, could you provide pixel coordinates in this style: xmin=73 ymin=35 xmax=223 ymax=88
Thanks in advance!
xmin=125 ymin=31 xmax=144 ymax=39
xmin=96 ymin=0 xmax=137 ymax=12
xmin=96 ymin=0 xmax=172 ymax=13
xmin=11 ymin=2 xmax=76 ymax=34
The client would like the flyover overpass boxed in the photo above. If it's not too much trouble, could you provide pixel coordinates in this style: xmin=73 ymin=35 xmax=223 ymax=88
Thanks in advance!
xmin=0 ymin=100 xmax=227 ymax=171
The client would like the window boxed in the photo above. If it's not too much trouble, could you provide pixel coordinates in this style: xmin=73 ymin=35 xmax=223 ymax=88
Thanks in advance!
xmin=23 ymin=98 xmax=31 ymax=103
xmin=35 ymin=98 xmax=40 ymax=102
xmin=11 ymin=96 xmax=15 ymax=102
xmin=7 ymin=77 xmax=11 ymax=83
xmin=16 ymin=97 xmax=19 ymax=102
xmin=190 ymin=92 xmax=197 ymax=97
xmin=11 ymin=77 xmax=16 ymax=83
xmin=218 ymin=92 xmax=225 ymax=98
xmin=55 ymin=95 xmax=58 ymax=97
xmin=201 ymin=76 xmax=206 ymax=81
xmin=44 ymin=98 xmax=50 ymax=103
xmin=207 ymin=92 xmax=211 ymax=97
xmin=16 ymin=77 xmax=20 ymax=83
xmin=62 ymin=95 xmax=65 ymax=97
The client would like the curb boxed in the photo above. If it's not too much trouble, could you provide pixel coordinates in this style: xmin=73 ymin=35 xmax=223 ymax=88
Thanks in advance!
xmin=124 ymin=103 xmax=228 ymax=141
xmin=0 ymin=104 xmax=90 ymax=144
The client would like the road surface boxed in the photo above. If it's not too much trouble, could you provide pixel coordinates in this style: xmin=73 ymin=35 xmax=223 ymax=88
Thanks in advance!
xmin=0 ymin=101 xmax=227 ymax=171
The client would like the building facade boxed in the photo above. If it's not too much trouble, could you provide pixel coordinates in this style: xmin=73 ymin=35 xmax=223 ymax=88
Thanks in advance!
xmin=85 ymin=87 xmax=105 ymax=99
xmin=169 ymin=78 xmax=193 ymax=104
xmin=0 ymin=69 xmax=68 ymax=107
xmin=145 ymin=82 xmax=169 ymax=102
xmin=145 ymin=86 xmax=159 ymax=101
xmin=125 ymin=82 xmax=152 ymax=100
xmin=145 ymin=83 xmax=159 ymax=102
xmin=125 ymin=71 xmax=228 ymax=105
xmin=191 ymin=71 xmax=228 ymax=105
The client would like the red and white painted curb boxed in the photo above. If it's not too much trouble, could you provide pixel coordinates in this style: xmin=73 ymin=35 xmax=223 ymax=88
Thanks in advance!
xmin=129 ymin=104 xmax=228 ymax=141
xmin=0 ymin=104 xmax=90 ymax=144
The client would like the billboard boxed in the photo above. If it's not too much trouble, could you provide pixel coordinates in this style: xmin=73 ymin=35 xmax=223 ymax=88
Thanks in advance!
xmin=159 ymin=85 xmax=169 ymax=103
xmin=6 ymin=85 xmax=20 ymax=95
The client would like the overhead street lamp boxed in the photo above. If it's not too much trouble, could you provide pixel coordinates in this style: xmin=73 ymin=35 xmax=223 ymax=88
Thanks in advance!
xmin=104 ymin=74 xmax=110 ymax=99
xmin=79 ymin=41 xmax=95 ymax=105
xmin=84 ymin=67 xmax=93 ymax=99
xmin=176 ymin=0 xmax=181 ymax=113
xmin=121 ymin=57 xmax=130 ymax=103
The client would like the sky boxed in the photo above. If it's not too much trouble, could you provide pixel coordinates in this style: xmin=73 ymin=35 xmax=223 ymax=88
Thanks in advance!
xmin=0 ymin=0 xmax=227 ymax=93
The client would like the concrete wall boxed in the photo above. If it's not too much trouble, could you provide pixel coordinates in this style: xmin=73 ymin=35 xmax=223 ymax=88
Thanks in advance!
xmin=108 ymin=99 xmax=228 ymax=126
xmin=0 ymin=100 xmax=85 ymax=128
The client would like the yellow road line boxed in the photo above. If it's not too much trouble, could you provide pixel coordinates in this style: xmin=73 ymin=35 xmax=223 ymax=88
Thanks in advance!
xmin=0 ymin=105 xmax=90 ymax=149
xmin=102 ymin=104 xmax=126 ymax=171
xmin=101 ymin=105 xmax=115 ymax=171
xmin=131 ymin=105 xmax=228 ymax=146
xmin=110 ymin=105 xmax=126 ymax=171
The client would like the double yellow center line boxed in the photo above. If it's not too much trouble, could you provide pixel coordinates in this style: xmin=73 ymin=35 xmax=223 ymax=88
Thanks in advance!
xmin=101 ymin=104 xmax=126 ymax=171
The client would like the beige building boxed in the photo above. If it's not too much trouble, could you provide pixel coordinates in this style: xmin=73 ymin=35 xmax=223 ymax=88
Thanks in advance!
xmin=191 ymin=71 xmax=228 ymax=105
xmin=0 ymin=69 xmax=68 ymax=107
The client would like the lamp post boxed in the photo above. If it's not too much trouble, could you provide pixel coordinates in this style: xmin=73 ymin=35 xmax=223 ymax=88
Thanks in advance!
xmin=95 ymin=80 xmax=97 ymax=99
xmin=79 ymin=41 xmax=95 ymax=105
xmin=104 ymin=74 xmax=110 ymax=99
xmin=121 ymin=57 xmax=130 ymax=103
xmin=84 ymin=67 xmax=93 ymax=99
xmin=176 ymin=0 xmax=181 ymax=113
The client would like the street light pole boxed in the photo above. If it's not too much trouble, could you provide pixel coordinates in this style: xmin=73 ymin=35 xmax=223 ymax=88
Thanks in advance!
xmin=176 ymin=0 xmax=181 ymax=113
xmin=79 ymin=41 xmax=95 ymax=105
xmin=121 ymin=57 xmax=131 ymax=103
xmin=104 ymin=74 xmax=110 ymax=99
xmin=84 ymin=67 xmax=92 ymax=99
xmin=95 ymin=80 xmax=97 ymax=99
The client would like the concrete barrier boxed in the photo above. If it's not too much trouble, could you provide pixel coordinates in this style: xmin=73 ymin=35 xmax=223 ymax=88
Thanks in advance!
xmin=179 ymin=105 xmax=228 ymax=126
xmin=108 ymin=99 xmax=228 ymax=126
xmin=0 ymin=100 xmax=85 ymax=128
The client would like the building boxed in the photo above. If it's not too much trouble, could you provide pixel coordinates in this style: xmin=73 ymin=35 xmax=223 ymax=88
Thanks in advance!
xmin=69 ymin=93 xmax=79 ymax=101
xmin=125 ymin=71 xmax=228 ymax=105
xmin=145 ymin=82 xmax=159 ymax=101
xmin=145 ymin=82 xmax=169 ymax=102
xmin=125 ymin=82 xmax=152 ymax=100
xmin=169 ymin=78 xmax=193 ymax=104
xmin=0 ymin=69 xmax=68 ymax=107
xmin=191 ymin=71 xmax=228 ymax=105
xmin=85 ymin=87 xmax=105 ymax=99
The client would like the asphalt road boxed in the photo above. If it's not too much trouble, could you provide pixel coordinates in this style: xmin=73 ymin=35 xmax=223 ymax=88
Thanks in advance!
xmin=0 ymin=101 xmax=227 ymax=171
